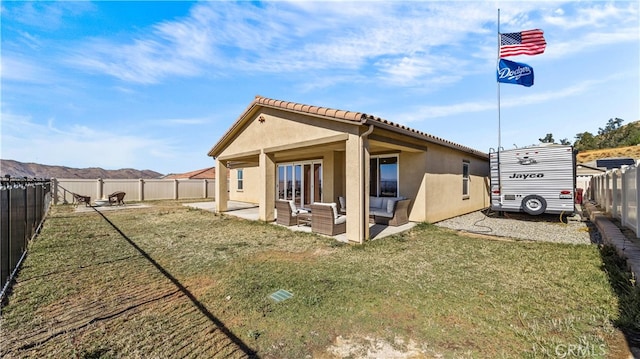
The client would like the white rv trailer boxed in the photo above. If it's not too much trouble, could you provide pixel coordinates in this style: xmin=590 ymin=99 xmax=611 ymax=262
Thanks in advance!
xmin=490 ymin=144 xmax=576 ymax=215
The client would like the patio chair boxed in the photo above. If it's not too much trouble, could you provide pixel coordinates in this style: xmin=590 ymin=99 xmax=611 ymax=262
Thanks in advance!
xmin=108 ymin=191 xmax=126 ymax=206
xmin=338 ymin=196 xmax=346 ymax=214
xmin=310 ymin=202 xmax=346 ymax=236
xmin=275 ymin=199 xmax=308 ymax=226
xmin=385 ymin=199 xmax=411 ymax=226
xmin=72 ymin=193 xmax=91 ymax=207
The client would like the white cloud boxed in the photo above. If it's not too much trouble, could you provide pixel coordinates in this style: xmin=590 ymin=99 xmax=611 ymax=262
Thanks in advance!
xmin=393 ymin=74 xmax=620 ymax=122
xmin=64 ymin=2 xmax=497 ymax=85
xmin=4 ymin=2 xmax=96 ymax=29
xmin=0 ymin=111 xmax=176 ymax=171
xmin=547 ymin=26 xmax=640 ymax=58
xmin=68 ymin=37 xmax=201 ymax=84
xmin=545 ymin=3 xmax=638 ymax=29
xmin=57 ymin=1 xmax=639 ymax=90
xmin=0 ymin=55 xmax=56 ymax=83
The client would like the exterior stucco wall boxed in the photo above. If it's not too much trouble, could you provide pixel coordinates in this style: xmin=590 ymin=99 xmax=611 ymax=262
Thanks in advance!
xmin=220 ymin=108 xmax=356 ymax=158
xmin=322 ymin=151 xmax=339 ymax=203
xmin=398 ymin=151 xmax=429 ymax=222
xmin=422 ymin=145 xmax=490 ymax=223
xmin=228 ymin=166 xmax=260 ymax=203
xmin=212 ymin=103 xmax=490 ymax=229
xmin=332 ymin=151 xmax=346 ymax=204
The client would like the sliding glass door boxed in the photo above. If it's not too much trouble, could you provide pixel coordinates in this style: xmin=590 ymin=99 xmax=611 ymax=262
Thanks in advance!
xmin=277 ymin=160 xmax=322 ymax=209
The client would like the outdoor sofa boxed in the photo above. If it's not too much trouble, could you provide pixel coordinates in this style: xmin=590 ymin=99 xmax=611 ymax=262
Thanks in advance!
xmin=339 ymin=196 xmax=411 ymax=226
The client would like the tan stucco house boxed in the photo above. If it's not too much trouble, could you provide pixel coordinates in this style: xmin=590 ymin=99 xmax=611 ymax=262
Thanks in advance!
xmin=208 ymin=96 xmax=489 ymax=243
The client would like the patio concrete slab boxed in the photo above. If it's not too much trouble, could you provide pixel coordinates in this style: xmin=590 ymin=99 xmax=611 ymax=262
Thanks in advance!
xmin=185 ymin=201 xmax=416 ymax=242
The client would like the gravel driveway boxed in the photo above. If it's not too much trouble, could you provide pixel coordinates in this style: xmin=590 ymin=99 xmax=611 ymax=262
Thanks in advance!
xmin=434 ymin=209 xmax=598 ymax=245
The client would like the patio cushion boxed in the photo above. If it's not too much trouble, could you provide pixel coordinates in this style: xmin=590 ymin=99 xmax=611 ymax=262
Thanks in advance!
xmin=288 ymin=200 xmax=296 ymax=214
xmin=386 ymin=198 xmax=397 ymax=213
xmin=339 ymin=196 xmax=346 ymax=210
xmin=334 ymin=215 xmax=346 ymax=225
xmin=330 ymin=203 xmax=339 ymax=219
xmin=370 ymin=197 xmax=383 ymax=209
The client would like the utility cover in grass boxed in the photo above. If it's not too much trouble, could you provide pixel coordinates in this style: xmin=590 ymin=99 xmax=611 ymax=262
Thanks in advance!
xmin=269 ymin=289 xmax=293 ymax=302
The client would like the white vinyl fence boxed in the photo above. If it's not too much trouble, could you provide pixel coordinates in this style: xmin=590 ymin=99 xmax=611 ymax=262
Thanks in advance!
xmin=590 ymin=164 xmax=640 ymax=238
xmin=52 ymin=178 xmax=215 ymax=205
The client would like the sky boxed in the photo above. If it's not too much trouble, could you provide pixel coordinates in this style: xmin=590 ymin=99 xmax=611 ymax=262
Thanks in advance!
xmin=1 ymin=1 xmax=638 ymax=175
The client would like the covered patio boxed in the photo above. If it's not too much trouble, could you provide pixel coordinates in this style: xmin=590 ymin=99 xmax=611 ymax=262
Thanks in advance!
xmin=208 ymin=96 xmax=489 ymax=244
xmin=184 ymin=201 xmax=416 ymax=242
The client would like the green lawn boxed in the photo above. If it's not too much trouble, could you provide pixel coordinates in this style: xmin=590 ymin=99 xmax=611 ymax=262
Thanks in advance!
xmin=0 ymin=201 xmax=634 ymax=358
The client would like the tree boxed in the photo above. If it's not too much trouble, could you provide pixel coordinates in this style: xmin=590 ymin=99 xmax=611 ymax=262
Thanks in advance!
xmin=599 ymin=118 xmax=626 ymax=148
xmin=559 ymin=138 xmax=571 ymax=145
xmin=539 ymin=133 xmax=554 ymax=143
xmin=598 ymin=117 xmax=624 ymax=135
xmin=574 ymin=131 xmax=599 ymax=151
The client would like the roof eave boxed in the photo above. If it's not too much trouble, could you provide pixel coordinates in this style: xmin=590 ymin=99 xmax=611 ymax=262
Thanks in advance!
xmin=363 ymin=118 xmax=488 ymax=159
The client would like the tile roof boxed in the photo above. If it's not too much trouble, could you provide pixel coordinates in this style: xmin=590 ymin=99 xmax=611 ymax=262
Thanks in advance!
xmin=209 ymin=95 xmax=487 ymax=158
xmin=254 ymin=96 xmax=487 ymax=158
xmin=164 ymin=167 xmax=216 ymax=179
xmin=255 ymin=96 xmax=365 ymax=123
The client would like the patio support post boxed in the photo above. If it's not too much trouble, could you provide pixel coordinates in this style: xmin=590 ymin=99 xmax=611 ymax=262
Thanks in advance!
xmin=259 ymin=150 xmax=276 ymax=222
xmin=345 ymin=130 xmax=370 ymax=243
xmin=215 ymin=159 xmax=229 ymax=212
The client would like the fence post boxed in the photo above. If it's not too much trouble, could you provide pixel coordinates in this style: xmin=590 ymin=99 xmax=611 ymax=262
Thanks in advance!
xmin=203 ymin=179 xmax=208 ymax=199
xmin=605 ymin=171 xmax=613 ymax=214
xmin=23 ymin=182 xmax=28 ymax=254
xmin=621 ymin=168 xmax=628 ymax=228
xmin=174 ymin=179 xmax=179 ymax=200
xmin=600 ymin=175 xmax=605 ymax=206
xmin=138 ymin=179 xmax=144 ymax=202
xmin=97 ymin=178 xmax=103 ymax=200
xmin=611 ymin=171 xmax=618 ymax=218
xmin=51 ymin=178 xmax=58 ymax=205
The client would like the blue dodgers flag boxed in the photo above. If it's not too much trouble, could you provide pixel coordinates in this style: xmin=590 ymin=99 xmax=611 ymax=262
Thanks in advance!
xmin=497 ymin=59 xmax=534 ymax=87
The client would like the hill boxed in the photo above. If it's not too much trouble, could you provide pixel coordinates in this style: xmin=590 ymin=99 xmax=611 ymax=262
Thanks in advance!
xmin=574 ymin=119 xmax=640 ymax=152
xmin=0 ymin=159 xmax=163 ymax=179
xmin=576 ymin=145 xmax=640 ymax=163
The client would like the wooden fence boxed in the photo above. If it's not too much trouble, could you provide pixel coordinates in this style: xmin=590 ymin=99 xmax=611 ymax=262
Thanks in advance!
xmin=52 ymin=178 xmax=215 ymax=205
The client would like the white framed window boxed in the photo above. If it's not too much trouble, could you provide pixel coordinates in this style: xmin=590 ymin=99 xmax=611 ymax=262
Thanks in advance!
xmin=462 ymin=161 xmax=470 ymax=199
xmin=237 ymin=169 xmax=244 ymax=191
xmin=370 ymin=155 xmax=399 ymax=197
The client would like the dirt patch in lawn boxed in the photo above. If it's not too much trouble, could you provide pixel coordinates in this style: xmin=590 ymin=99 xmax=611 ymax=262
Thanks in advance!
xmin=325 ymin=335 xmax=435 ymax=359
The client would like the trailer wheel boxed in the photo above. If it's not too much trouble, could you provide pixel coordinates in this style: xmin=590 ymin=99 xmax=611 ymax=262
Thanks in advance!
xmin=522 ymin=195 xmax=546 ymax=215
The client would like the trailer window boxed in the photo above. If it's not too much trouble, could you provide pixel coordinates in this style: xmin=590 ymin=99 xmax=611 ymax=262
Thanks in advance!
xmin=462 ymin=161 xmax=470 ymax=199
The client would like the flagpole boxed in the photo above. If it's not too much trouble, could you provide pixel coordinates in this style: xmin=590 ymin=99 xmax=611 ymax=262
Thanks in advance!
xmin=497 ymin=8 xmax=501 ymax=151
xmin=496 ymin=8 xmax=503 ymax=213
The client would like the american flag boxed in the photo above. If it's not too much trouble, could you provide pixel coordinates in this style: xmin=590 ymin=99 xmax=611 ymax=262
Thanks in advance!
xmin=500 ymin=29 xmax=546 ymax=58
